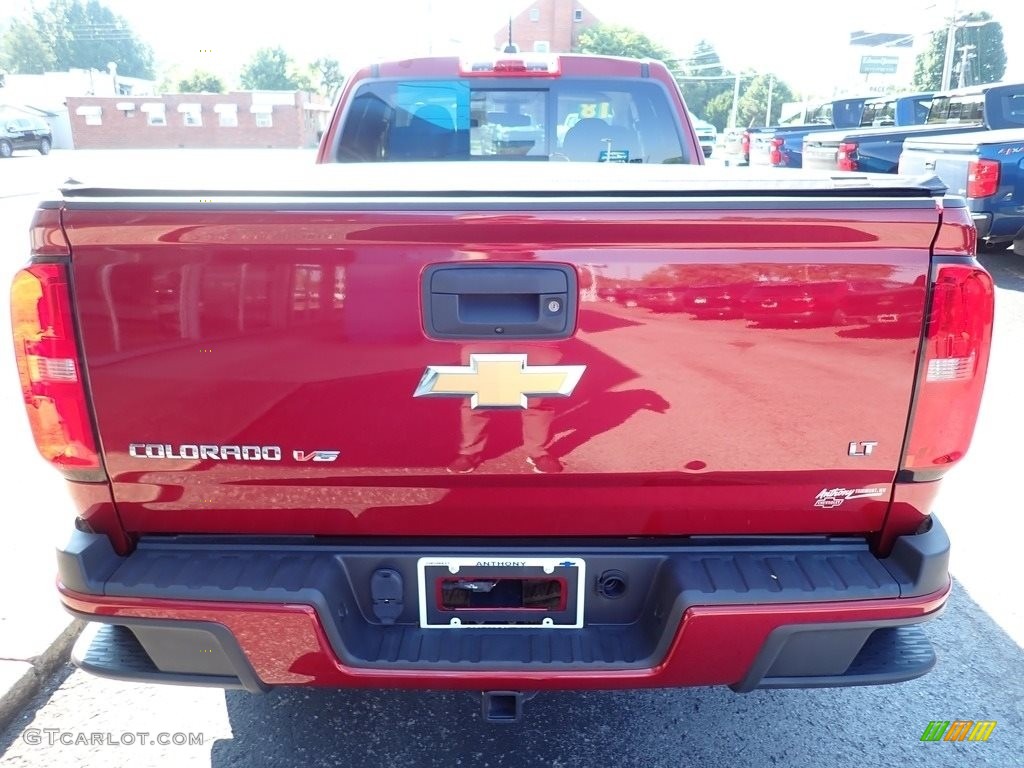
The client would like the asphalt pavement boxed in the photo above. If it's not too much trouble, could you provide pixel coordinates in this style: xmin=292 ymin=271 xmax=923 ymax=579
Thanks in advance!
xmin=0 ymin=149 xmax=1020 ymax=767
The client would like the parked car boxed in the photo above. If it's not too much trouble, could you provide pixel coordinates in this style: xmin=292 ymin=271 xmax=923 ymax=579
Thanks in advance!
xmin=899 ymin=127 xmax=1024 ymax=250
xmin=748 ymin=97 xmax=871 ymax=167
xmin=802 ymin=82 xmax=1024 ymax=174
xmin=689 ymin=112 xmax=717 ymax=158
xmin=0 ymin=115 xmax=53 ymax=158
xmin=803 ymin=92 xmax=933 ymax=170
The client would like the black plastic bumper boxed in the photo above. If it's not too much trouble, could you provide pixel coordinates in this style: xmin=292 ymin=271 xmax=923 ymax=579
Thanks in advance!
xmin=60 ymin=517 xmax=950 ymax=689
xmin=972 ymin=212 xmax=992 ymax=239
xmin=71 ymin=620 xmax=268 ymax=693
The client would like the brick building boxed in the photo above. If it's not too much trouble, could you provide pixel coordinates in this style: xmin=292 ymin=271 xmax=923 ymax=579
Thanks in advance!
xmin=66 ymin=91 xmax=329 ymax=150
xmin=494 ymin=0 xmax=600 ymax=54
xmin=1 ymin=68 xmax=157 ymax=149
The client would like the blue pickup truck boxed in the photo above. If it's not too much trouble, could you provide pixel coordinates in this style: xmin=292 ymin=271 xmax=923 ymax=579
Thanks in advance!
xmin=899 ymin=128 xmax=1024 ymax=252
xmin=802 ymin=82 xmax=1024 ymax=174
xmin=747 ymin=97 xmax=870 ymax=167
xmin=802 ymin=93 xmax=933 ymax=170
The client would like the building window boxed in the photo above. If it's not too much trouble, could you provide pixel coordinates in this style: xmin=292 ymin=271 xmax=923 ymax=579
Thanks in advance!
xmin=75 ymin=105 xmax=102 ymax=125
xmin=529 ymin=7 xmax=539 ymax=21
xmin=178 ymin=104 xmax=202 ymax=126
xmin=215 ymin=104 xmax=238 ymax=127
xmin=251 ymin=104 xmax=274 ymax=127
xmin=533 ymin=41 xmax=550 ymax=53
xmin=141 ymin=103 xmax=166 ymax=126
xmin=574 ymin=9 xmax=583 ymax=21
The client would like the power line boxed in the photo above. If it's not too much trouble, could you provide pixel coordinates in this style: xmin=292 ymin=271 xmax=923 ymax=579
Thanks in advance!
xmin=668 ymin=63 xmax=733 ymax=74
xmin=674 ymin=74 xmax=758 ymax=82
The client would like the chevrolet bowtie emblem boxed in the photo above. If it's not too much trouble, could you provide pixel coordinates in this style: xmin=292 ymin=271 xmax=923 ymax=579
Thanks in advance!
xmin=414 ymin=354 xmax=586 ymax=409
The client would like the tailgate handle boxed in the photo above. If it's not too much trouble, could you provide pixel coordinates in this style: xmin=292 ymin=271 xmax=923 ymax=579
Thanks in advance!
xmin=422 ymin=264 xmax=577 ymax=340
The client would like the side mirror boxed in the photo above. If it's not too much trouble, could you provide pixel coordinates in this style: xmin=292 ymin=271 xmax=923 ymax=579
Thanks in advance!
xmin=5 ymin=123 xmax=17 ymax=132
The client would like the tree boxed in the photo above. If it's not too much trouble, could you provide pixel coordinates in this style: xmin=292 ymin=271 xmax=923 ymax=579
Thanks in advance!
xmin=575 ymin=24 xmax=673 ymax=63
xmin=178 ymin=70 xmax=224 ymax=93
xmin=705 ymin=73 xmax=794 ymax=130
xmin=311 ymin=57 xmax=344 ymax=98
xmin=240 ymin=47 xmax=311 ymax=91
xmin=1 ymin=19 xmax=56 ymax=73
xmin=912 ymin=11 xmax=1006 ymax=90
xmin=675 ymin=40 xmax=732 ymax=119
xmin=705 ymin=90 xmax=736 ymax=131
xmin=0 ymin=0 xmax=153 ymax=78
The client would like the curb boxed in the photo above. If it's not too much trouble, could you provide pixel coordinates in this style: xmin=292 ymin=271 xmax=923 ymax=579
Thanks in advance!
xmin=0 ymin=618 xmax=84 ymax=731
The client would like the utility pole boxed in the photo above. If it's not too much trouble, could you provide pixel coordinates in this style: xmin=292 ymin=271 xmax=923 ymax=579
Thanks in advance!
xmin=729 ymin=73 xmax=740 ymax=129
xmin=764 ymin=75 xmax=774 ymax=126
xmin=940 ymin=0 xmax=959 ymax=91
xmin=503 ymin=17 xmax=516 ymax=53
xmin=957 ymin=44 xmax=976 ymax=87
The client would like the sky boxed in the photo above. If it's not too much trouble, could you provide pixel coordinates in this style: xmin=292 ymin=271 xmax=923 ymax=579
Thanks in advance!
xmin=3 ymin=0 xmax=1023 ymax=96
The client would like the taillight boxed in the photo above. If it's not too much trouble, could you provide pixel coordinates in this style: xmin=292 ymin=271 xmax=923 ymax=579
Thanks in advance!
xmin=10 ymin=213 xmax=100 ymax=475
xmin=460 ymin=55 xmax=560 ymax=76
xmin=741 ymin=131 xmax=750 ymax=156
xmin=769 ymin=137 xmax=784 ymax=166
xmin=966 ymin=159 xmax=1000 ymax=198
xmin=903 ymin=240 xmax=994 ymax=474
xmin=837 ymin=142 xmax=858 ymax=171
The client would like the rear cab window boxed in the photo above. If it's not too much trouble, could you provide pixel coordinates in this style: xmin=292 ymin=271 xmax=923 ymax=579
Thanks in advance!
xmin=334 ymin=77 xmax=688 ymax=164
xmin=994 ymin=92 xmax=1024 ymax=128
xmin=831 ymin=101 xmax=865 ymax=129
xmin=860 ymin=98 xmax=930 ymax=127
xmin=806 ymin=103 xmax=833 ymax=125
xmin=926 ymin=94 xmax=985 ymax=125
xmin=912 ymin=97 xmax=933 ymax=124
xmin=860 ymin=100 xmax=896 ymax=127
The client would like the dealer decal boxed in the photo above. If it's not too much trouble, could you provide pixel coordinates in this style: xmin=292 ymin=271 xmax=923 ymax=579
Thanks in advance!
xmin=814 ymin=486 xmax=888 ymax=509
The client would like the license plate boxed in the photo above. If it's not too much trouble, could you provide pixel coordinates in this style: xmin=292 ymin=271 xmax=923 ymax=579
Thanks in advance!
xmin=416 ymin=557 xmax=585 ymax=629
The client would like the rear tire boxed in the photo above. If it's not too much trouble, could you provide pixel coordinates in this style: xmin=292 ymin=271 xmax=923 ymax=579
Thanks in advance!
xmin=0 ymin=139 xmax=12 ymax=159
xmin=38 ymin=137 xmax=51 ymax=155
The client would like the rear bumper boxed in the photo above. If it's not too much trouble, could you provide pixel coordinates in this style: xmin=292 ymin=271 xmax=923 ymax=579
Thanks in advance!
xmin=971 ymin=209 xmax=1024 ymax=242
xmin=802 ymin=153 xmax=839 ymax=172
xmin=58 ymin=518 xmax=952 ymax=692
xmin=972 ymin=212 xmax=992 ymax=239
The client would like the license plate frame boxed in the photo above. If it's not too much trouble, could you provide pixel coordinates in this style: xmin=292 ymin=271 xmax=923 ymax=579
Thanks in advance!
xmin=416 ymin=556 xmax=586 ymax=629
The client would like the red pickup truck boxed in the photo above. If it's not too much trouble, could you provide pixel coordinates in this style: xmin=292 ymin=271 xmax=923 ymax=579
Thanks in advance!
xmin=11 ymin=55 xmax=994 ymax=723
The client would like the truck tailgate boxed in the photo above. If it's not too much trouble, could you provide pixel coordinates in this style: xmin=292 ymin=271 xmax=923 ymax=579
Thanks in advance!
xmin=62 ymin=167 xmax=940 ymax=538
xmin=802 ymin=139 xmax=841 ymax=171
xmin=899 ymin=146 xmax=972 ymax=197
